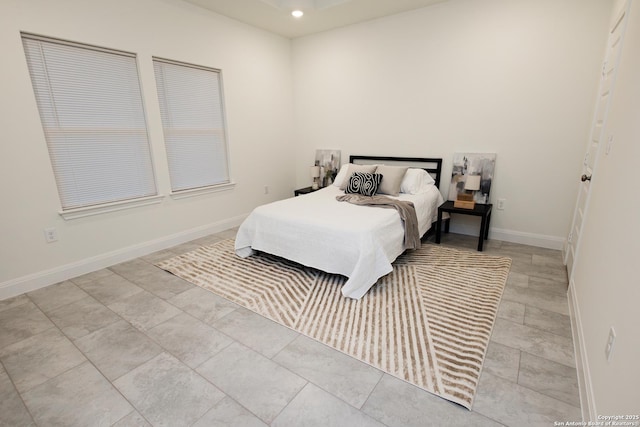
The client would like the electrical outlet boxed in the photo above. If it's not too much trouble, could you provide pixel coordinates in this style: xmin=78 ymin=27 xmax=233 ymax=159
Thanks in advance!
xmin=605 ymin=326 xmax=616 ymax=362
xmin=264 ymin=185 xmax=269 ymax=195
xmin=497 ymin=199 xmax=506 ymax=210
xmin=44 ymin=227 xmax=58 ymax=243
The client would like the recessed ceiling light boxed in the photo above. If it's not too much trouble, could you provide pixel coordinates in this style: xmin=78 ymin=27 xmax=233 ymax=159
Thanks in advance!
xmin=291 ymin=10 xmax=304 ymax=18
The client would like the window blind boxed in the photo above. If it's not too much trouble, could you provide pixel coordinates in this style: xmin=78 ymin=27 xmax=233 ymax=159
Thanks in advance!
xmin=153 ymin=58 xmax=230 ymax=192
xmin=22 ymin=34 xmax=157 ymax=210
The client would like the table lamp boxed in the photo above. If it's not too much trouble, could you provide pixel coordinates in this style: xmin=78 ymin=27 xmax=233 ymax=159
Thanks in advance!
xmin=310 ymin=166 xmax=320 ymax=190
xmin=454 ymin=174 xmax=480 ymax=209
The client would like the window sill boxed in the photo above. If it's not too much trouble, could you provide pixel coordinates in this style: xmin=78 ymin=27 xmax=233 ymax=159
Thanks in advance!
xmin=170 ymin=182 xmax=236 ymax=200
xmin=59 ymin=195 xmax=165 ymax=220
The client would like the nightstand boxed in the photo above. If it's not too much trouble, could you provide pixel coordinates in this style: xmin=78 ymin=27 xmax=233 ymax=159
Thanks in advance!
xmin=435 ymin=201 xmax=493 ymax=251
xmin=294 ymin=186 xmax=318 ymax=196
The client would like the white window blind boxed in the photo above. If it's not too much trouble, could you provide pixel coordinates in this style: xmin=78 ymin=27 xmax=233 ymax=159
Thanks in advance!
xmin=153 ymin=58 xmax=230 ymax=192
xmin=22 ymin=34 xmax=157 ymax=210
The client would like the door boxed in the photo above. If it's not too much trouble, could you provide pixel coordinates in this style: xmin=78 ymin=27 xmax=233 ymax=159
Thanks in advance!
xmin=565 ymin=2 xmax=630 ymax=277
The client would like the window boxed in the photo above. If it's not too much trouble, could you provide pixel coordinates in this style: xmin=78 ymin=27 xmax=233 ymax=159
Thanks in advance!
xmin=153 ymin=58 xmax=231 ymax=193
xmin=22 ymin=34 xmax=158 ymax=215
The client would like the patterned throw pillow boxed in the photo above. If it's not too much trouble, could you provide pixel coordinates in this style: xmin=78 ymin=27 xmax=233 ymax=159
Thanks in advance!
xmin=345 ymin=172 xmax=383 ymax=196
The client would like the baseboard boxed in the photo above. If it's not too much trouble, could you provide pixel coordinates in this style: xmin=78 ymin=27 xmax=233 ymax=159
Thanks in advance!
xmin=448 ymin=223 xmax=565 ymax=250
xmin=568 ymin=280 xmax=597 ymax=421
xmin=2 ymin=218 xmax=567 ymax=301
xmin=0 ymin=215 xmax=247 ymax=301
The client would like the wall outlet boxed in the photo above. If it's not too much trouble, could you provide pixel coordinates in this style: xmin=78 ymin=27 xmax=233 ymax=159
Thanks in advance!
xmin=264 ymin=185 xmax=269 ymax=195
xmin=497 ymin=199 xmax=506 ymax=210
xmin=44 ymin=227 xmax=58 ymax=243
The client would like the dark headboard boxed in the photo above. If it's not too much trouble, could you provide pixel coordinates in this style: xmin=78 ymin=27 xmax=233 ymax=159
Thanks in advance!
xmin=349 ymin=155 xmax=443 ymax=188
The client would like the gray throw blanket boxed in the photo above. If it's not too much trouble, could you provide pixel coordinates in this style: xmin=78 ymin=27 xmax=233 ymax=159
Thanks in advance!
xmin=336 ymin=194 xmax=421 ymax=250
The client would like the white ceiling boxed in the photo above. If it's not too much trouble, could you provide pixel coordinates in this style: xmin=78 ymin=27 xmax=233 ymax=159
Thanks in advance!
xmin=181 ymin=0 xmax=448 ymax=38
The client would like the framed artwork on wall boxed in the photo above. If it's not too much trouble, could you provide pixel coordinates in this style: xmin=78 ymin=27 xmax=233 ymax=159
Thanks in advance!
xmin=315 ymin=149 xmax=341 ymax=187
xmin=448 ymin=153 xmax=496 ymax=205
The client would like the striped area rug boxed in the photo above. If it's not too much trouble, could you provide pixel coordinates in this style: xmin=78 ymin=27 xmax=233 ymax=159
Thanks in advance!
xmin=156 ymin=239 xmax=511 ymax=409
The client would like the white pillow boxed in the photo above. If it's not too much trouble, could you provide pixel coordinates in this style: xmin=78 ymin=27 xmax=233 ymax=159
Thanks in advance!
xmin=400 ymin=168 xmax=435 ymax=194
xmin=333 ymin=164 xmax=350 ymax=187
xmin=333 ymin=164 xmax=378 ymax=189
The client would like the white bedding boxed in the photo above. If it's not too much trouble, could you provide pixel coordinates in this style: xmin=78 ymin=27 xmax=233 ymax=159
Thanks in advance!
xmin=235 ymin=184 xmax=444 ymax=299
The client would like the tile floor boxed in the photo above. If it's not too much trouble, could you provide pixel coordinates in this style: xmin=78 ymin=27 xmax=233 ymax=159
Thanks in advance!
xmin=0 ymin=228 xmax=581 ymax=427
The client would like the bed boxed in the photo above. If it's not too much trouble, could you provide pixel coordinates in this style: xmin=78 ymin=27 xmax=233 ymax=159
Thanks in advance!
xmin=235 ymin=156 xmax=444 ymax=299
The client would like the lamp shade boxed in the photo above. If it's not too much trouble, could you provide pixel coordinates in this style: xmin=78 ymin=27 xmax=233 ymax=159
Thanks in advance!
xmin=310 ymin=166 xmax=320 ymax=178
xmin=464 ymin=175 xmax=481 ymax=191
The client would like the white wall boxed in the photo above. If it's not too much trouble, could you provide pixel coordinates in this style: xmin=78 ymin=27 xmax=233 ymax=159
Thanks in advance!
xmin=0 ymin=0 xmax=295 ymax=298
xmin=0 ymin=0 xmax=616 ymax=296
xmin=570 ymin=0 xmax=640 ymax=416
xmin=291 ymin=0 xmax=611 ymax=248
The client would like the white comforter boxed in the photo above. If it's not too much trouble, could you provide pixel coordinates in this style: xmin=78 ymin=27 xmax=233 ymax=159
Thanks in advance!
xmin=235 ymin=185 xmax=444 ymax=299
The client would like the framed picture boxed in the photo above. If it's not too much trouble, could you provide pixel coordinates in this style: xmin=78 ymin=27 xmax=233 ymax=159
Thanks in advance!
xmin=315 ymin=149 xmax=341 ymax=187
xmin=448 ymin=153 xmax=496 ymax=204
